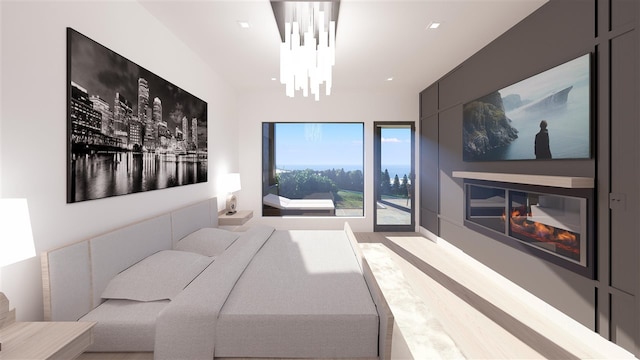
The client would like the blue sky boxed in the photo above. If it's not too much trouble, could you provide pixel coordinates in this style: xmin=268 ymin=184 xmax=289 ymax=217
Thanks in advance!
xmin=275 ymin=123 xmax=411 ymax=170
xmin=276 ymin=123 xmax=363 ymax=169
xmin=381 ymin=128 xmax=412 ymax=167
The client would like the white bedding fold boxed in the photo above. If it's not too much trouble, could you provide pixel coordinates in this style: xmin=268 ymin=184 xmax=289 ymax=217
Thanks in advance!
xmin=154 ymin=225 xmax=275 ymax=360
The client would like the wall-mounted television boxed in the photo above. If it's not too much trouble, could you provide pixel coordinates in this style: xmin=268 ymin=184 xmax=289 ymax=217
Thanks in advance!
xmin=463 ymin=53 xmax=591 ymax=162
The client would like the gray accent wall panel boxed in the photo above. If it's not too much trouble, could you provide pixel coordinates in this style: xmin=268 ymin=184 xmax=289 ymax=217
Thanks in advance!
xmin=420 ymin=114 xmax=438 ymax=213
xmin=437 ymin=107 xmax=464 ymax=227
xmin=611 ymin=292 xmax=637 ymax=352
xmin=438 ymin=1 xmax=594 ymax=111
xmin=419 ymin=84 xmax=440 ymax=235
xmin=417 ymin=0 xmax=640 ymax=355
xmin=420 ymin=209 xmax=438 ymax=237
xmin=420 ymin=84 xmax=438 ymax=118
xmin=610 ymin=30 xmax=639 ymax=295
xmin=611 ymin=0 xmax=638 ymax=31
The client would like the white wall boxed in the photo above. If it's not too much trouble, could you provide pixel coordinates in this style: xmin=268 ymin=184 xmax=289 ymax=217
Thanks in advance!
xmin=0 ymin=1 xmax=238 ymax=320
xmin=0 ymin=0 xmax=418 ymax=321
xmin=237 ymin=90 xmax=418 ymax=232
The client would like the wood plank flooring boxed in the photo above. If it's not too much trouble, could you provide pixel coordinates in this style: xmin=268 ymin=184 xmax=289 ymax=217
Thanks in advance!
xmin=78 ymin=352 xmax=152 ymax=360
xmin=356 ymin=232 xmax=636 ymax=359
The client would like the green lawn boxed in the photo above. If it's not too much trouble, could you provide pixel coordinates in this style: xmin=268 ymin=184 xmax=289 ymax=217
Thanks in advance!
xmin=335 ymin=190 xmax=363 ymax=209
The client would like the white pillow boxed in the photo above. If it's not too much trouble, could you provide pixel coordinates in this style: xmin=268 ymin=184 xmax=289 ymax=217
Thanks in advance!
xmin=174 ymin=228 xmax=239 ymax=257
xmin=101 ymin=250 xmax=213 ymax=302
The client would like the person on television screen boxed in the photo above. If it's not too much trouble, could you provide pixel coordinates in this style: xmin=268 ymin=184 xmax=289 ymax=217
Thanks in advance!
xmin=535 ymin=120 xmax=552 ymax=159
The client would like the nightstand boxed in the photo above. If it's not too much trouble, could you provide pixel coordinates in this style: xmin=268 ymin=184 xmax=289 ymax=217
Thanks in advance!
xmin=0 ymin=321 xmax=95 ymax=359
xmin=219 ymin=210 xmax=253 ymax=231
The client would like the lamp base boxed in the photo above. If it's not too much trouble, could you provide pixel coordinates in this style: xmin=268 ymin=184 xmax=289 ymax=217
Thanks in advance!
xmin=225 ymin=194 xmax=237 ymax=215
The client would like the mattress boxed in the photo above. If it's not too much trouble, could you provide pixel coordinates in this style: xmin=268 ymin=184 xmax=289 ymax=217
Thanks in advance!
xmin=215 ymin=230 xmax=379 ymax=358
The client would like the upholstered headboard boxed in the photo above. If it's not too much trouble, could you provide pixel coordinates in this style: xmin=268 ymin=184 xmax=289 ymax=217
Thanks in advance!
xmin=41 ymin=197 xmax=219 ymax=321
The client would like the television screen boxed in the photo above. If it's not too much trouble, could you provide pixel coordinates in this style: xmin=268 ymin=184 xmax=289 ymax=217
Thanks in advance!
xmin=463 ymin=53 xmax=591 ymax=161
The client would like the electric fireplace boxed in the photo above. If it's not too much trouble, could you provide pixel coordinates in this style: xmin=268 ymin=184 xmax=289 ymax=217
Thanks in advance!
xmin=464 ymin=179 xmax=594 ymax=278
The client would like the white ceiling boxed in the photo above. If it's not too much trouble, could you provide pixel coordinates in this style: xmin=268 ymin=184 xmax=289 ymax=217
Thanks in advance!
xmin=141 ymin=0 xmax=548 ymax=96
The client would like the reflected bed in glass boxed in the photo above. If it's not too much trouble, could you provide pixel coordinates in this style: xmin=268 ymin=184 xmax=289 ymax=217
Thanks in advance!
xmin=463 ymin=180 xmax=593 ymax=278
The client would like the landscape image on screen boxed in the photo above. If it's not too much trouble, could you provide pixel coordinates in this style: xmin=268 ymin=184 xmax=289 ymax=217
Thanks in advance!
xmin=463 ymin=54 xmax=591 ymax=161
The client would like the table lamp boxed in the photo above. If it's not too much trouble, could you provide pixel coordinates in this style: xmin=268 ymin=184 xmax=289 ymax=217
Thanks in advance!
xmin=225 ymin=173 xmax=242 ymax=215
xmin=0 ymin=199 xmax=36 ymax=350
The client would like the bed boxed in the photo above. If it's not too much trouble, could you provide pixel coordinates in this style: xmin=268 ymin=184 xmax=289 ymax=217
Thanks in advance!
xmin=41 ymin=197 xmax=393 ymax=359
xmin=263 ymin=193 xmax=336 ymax=216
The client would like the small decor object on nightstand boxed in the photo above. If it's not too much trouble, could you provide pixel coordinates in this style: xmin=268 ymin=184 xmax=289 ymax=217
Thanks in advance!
xmin=225 ymin=173 xmax=242 ymax=215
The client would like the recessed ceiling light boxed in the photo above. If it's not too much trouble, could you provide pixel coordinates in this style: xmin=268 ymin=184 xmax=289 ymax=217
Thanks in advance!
xmin=271 ymin=77 xmax=277 ymax=81
xmin=237 ymin=21 xmax=250 ymax=29
xmin=386 ymin=77 xmax=394 ymax=81
xmin=427 ymin=22 xmax=441 ymax=29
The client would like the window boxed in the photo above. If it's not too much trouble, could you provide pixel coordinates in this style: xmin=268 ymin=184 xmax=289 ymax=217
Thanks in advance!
xmin=262 ymin=123 xmax=364 ymax=217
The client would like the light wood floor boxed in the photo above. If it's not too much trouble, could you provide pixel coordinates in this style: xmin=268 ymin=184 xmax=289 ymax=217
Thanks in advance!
xmin=78 ymin=353 xmax=152 ymax=360
xmin=356 ymin=232 xmax=636 ymax=360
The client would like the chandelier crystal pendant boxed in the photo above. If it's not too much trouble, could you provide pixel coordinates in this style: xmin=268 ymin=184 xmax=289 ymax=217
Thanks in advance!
xmin=278 ymin=2 xmax=336 ymax=101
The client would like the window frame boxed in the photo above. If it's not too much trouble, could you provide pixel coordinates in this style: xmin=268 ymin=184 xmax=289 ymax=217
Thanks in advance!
xmin=262 ymin=122 xmax=365 ymax=217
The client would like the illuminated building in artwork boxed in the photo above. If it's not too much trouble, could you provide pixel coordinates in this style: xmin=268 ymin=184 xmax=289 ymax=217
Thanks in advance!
xmin=137 ymin=78 xmax=149 ymax=121
xmin=70 ymin=82 xmax=102 ymax=144
xmin=138 ymin=78 xmax=155 ymax=150
xmin=182 ymin=116 xmax=189 ymax=143
xmin=144 ymin=105 xmax=155 ymax=150
xmin=89 ymin=95 xmax=113 ymax=136
xmin=152 ymin=97 xmax=163 ymax=147
xmin=113 ymin=92 xmax=132 ymax=146
xmin=129 ymin=115 xmax=143 ymax=149
xmin=191 ymin=118 xmax=198 ymax=150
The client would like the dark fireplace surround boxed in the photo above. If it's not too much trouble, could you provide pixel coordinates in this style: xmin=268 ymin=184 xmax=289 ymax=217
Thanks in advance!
xmin=463 ymin=179 xmax=595 ymax=278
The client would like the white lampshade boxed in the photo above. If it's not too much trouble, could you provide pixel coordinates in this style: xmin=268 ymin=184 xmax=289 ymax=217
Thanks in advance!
xmin=0 ymin=199 xmax=36 ymax=267
xmin=226 ymin=173 xmax=242 ymax=193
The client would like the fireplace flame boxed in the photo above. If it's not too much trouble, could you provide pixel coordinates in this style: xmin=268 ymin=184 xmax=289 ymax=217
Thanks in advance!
xmin=509 ymin=207 xmax=580 ymax=258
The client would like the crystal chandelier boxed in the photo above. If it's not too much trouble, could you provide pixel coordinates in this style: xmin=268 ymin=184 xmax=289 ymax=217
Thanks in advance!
xmin=273 ymin=1 xmax=338 ymax=101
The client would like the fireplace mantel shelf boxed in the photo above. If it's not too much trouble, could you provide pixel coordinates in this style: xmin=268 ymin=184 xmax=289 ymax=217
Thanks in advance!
xmin=452 ymin=171 xmax=594 ymax=189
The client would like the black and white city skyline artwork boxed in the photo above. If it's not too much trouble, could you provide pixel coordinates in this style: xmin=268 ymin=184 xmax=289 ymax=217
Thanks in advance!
xmin=67 ymin=28 xmax=208 ymax=203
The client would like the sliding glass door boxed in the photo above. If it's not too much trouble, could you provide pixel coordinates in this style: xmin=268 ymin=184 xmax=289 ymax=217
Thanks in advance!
xmin=374 ymin=122 xmax=415 ymax=231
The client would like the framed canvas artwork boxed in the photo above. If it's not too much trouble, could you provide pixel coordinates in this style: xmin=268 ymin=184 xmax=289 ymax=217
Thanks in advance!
xmin=67 ymin=28 xmax=208 ymax=203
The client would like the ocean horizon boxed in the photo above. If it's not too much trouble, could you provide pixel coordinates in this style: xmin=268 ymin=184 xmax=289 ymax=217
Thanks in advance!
xmin=277 ymin=164 xmax=412 ymax=178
